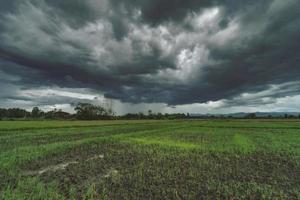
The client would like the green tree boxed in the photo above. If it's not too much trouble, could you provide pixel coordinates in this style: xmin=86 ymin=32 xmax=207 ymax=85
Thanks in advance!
xmin=31 ymin=107 xmax=41 ymax=118
xmin=74 ymin=103 xmax=110 ymax=120
xmin=245 ymin=113 xmax=256 ymax=119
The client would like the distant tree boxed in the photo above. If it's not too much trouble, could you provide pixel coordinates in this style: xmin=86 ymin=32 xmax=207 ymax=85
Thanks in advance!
xmin=245 ymin=113 xmax=256 ymax=119
xmin=0 ymin=108 xmax=7 ymax=119
xmin=74 ymin=103 xmax=112 ymax=120
xmin=7 ymin=108 xmax=28 ymax=118
xmin=288 ymin=115 xmax=294 ymax=119
xmin=122 ymin=113 xmax=139 ymax=120
xmin=45 ymin=109 xmax=71 ymax=119
xmin=138 ymin=112 xmax=145 ymax=119
xmin=268 ymin=115 xmax=272 ymax=119
xmin=31 ymin=107 xmax=42 ymax=118
xmin=156 ymin=112 xmax=164 ymax=119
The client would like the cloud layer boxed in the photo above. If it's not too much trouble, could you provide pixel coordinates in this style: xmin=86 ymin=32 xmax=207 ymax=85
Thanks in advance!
xmin=0 ymin=0 xmax=300 ymax=112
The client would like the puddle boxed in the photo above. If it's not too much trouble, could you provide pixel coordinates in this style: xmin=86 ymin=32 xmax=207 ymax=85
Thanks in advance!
xmin=23 ymin=161 xmax=79 ymax=176
xmin=23 ymin=154 xmax=105 ymax=176
xmin=38 ymin=161 xmax=79 ymax=174
xmin=86 ymin=154 xmax=104 ymax=161
xmin=104 ymin=169 xmax=119 ymax=178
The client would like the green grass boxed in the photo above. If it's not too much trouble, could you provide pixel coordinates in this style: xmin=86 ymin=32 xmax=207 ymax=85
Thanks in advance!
xmin=0 ymin=120 xmax=299 ymax=199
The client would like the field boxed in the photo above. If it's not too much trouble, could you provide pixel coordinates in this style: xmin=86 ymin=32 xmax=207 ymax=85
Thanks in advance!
xmin=0 ymin=120 xmax=299 ymax=199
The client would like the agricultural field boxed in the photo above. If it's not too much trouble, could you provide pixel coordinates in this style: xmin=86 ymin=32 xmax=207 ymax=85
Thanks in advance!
xmin=0 ymin=120 xmax=299 ymax=199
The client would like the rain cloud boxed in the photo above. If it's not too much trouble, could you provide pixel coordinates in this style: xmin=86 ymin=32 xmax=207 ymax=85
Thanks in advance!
xmin=0 ymin=0 xmax=299 ymax=113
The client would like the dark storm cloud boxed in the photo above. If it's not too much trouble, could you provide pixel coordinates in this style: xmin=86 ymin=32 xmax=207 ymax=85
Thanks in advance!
xmin=0 ymin=0 xmax=300 ymax=108
xmin=110 ymin=0 xmax=214 ymax=24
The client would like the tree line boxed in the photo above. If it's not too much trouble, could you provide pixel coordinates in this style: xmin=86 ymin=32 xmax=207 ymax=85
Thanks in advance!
xmin=0 ymin=103 xmax=300 ymax=120
xmin=0 ymin=103 xmax=189 ymax=120
xmin=0 ymin=103 xmax=114 ymax=120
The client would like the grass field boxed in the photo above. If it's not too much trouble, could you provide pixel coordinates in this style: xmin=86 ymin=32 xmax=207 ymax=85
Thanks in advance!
xmin=0 ymin=120 xmax=299 ymax=199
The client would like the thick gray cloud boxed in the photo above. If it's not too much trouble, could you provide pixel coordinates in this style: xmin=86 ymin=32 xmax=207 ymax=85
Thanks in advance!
xmin=0 ymin=0 xmax=300 ymax=112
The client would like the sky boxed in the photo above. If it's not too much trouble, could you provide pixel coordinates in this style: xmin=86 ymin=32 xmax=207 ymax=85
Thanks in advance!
xmin=0 ymin=0 xmax=300 ymax=115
